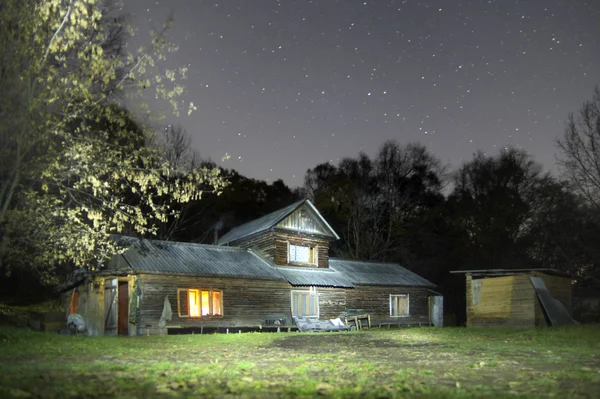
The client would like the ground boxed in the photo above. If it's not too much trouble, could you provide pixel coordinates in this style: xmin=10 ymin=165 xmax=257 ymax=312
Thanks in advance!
xmin=0 ymin=325 xmax=599 ymax=398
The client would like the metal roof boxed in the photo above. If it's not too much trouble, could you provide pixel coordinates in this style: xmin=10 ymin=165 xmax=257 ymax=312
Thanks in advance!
xmin=217 ymin=199 xmax=339 ymax=245
xmin=115 ymin=236 xmax=286 ymax=281
xmin=450 ymin=268 xmax=571 ymax=278
xmin=272 ymin=266 xmax=355 ymax=288
xmin=329 ymin=258 xmax=436 ymax=287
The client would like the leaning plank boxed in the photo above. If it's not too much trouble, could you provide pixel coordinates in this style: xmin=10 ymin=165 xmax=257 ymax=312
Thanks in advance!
xmin=529 ymin=277 xmax=577 ymax=326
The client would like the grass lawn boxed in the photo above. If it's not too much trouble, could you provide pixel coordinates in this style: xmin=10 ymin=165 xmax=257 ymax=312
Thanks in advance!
xmin=0 ymin=325 xmax=599 ymax=398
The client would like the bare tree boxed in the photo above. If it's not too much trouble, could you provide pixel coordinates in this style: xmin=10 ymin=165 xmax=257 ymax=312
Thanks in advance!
xmin=557 ymin=87 xmax=600 ymax=210
xmin=160 ymin=124 xmax=200 ymax=170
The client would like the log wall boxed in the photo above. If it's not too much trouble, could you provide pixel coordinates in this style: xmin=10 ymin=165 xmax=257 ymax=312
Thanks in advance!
xmin=230 ymin=231 xmax=277 ymax=257
xmin=136 ymin=274 xmax=293 ymax=335
xmin=345 ymin=285 xmax=431 ymax=325
xmin=274 ymin=231 xmax=329 ymax=268
xmin=317 ymin=287 xmax=348 ymax=319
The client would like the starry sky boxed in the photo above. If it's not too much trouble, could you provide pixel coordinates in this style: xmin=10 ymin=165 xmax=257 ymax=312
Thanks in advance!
xmin=123 ymin=0 xmax=600 ymax=188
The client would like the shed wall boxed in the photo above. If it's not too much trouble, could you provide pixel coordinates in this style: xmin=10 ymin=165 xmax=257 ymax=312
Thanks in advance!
xmin=466 ymin=275 xmax=536 ymax=328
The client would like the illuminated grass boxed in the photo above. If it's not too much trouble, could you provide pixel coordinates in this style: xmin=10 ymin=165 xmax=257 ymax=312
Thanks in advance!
xmin=0 ymin=325 xmax=599 ymax=398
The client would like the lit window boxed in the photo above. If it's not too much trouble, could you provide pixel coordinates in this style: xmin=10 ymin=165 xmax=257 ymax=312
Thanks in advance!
xmin=291 ymin=290 xmax=319 ymax=317
xmin=288 ymin=244 xmax=318 ymax=265
xmin=178 ymin=288 xmax=223 ymax=318
xmin=390 ymin=294 xmax=409 ymax=317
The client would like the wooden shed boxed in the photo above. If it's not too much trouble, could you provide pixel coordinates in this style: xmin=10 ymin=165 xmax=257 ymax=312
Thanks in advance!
xmin=451 ymin=269 xmax=576 ymax=328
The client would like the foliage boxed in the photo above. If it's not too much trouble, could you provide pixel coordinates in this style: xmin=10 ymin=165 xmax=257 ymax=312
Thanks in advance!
xmin=447 ymin=147 xmax=600 ymax=276
xmin=0 ymin=0 xmax=226 ymax=284
xmin=557 ymin=86 xmax=600 ymax=210
xmin=0 ymin=325 xmax=598 ymax=398
xmin=305 ymin=141 xmax=446 ymax=265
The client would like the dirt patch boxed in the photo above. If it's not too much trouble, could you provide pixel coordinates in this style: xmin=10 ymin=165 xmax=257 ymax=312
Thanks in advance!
xmin=268 ymin=333 xmax=443 ymax=353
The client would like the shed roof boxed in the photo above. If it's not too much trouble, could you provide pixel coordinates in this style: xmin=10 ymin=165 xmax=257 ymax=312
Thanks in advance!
xmin=217 ymin=199 xmax=339 ymax=245
xmin=450 ymin=268 xmax=571 ymax=278
xmin=114 ymin=236 xmax=285 ymax=281
xmin=329 ymin=259 xmax=436 ymax=287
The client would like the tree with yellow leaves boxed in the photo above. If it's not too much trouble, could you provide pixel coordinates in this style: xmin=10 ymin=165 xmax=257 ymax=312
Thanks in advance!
xmin=0 ymin=0 xmax=226 ymax=284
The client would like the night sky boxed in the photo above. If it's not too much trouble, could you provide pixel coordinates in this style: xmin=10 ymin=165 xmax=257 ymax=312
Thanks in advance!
xmin=123 ymin=0 xmax=600 ymax=188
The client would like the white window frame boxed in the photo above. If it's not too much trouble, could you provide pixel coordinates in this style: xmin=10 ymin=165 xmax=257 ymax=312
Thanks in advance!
xmin=389 ymin=294 xmax=410 ymax=317
xmin=291 ymin=289 xmax=320 ymax=318
xmin=287 ymin=242 xmax=318 ymax=266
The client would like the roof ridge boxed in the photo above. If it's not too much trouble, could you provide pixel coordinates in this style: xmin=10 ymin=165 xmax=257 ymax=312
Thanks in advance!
xmin=117 ymin=235 xmax=250 ymax=252
xmin=329 ymin=257 xmax=404 ymax=266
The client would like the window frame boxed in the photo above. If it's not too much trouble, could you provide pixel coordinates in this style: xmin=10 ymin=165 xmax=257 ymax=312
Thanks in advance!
xmin=287 ymin=242 xmax=318 ymax=266
xmin=177 ymin=288 xmax=224 ymax=318
xmin=389 ymin=294 xmax=410 ymax=317
xmin=291 ymin=289 xmax=320 ymax=318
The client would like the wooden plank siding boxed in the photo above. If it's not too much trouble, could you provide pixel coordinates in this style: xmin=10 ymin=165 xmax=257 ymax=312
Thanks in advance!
xmin=136 ymin=274 xmax=293 ymax=335
xmin=465 ymin=273 xmax=573 ymax=328
xmin=346 ymin=285 xmax=431 ymax=326
xmin=134 ymin=275 xmax=433 ymax=334
xmin=316 ymin=288 xmax=348 ymax=319
xmin=229 ymin=231 xmax=277 ymax=258
xmin=466 ymin=275 xmax=536 ymax=328
xmin=229 ymin=230 xmax=330 ymax=268
xmin=274 ymin=231 xmax=329 ymax=268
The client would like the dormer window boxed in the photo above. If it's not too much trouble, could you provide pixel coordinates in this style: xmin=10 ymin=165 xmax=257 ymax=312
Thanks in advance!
xmin=288 ymin=243 xmax=318 ymax=266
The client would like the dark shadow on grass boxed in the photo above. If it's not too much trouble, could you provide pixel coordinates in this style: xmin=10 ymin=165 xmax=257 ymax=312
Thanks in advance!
xmin=268 ymin=333 xmax=444 ymax=353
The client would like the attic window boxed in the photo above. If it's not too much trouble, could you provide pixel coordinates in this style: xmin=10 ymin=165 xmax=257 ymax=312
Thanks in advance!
xmin=177 ymin=288 xmax=223 ymax=318
xmin=288 ymin=243 xmax=318 ymax=265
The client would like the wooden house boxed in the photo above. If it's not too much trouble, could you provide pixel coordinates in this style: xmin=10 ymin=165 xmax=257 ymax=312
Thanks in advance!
xmin=451 ymin=269 xmax=575 ymax=328
xmin=62 ymin=199 xmax=441 ymax=336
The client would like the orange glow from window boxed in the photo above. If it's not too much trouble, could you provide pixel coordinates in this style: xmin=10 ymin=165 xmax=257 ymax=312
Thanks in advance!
xmin=188 ymin=290 xmax=200 ymax=317
xmin=212 ymin=291 xmax=221 ymax=316
xmin=201 ymin=290 xmax=210 ymax=316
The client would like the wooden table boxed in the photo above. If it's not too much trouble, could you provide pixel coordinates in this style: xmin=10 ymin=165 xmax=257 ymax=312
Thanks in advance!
xmin=344 ymin=314 xmax=371 ymax=330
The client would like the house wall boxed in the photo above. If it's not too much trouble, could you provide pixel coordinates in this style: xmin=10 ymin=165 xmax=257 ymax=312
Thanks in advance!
xmin=136 ymin=274 xmax=293 ymax=335
xmin=274 ymin=231 xmax=329 ymax=268
xmin=317 ymin=287 xmax=348 ymax=319
xmin=230 ymin=230 xmax=330 ymax=268
xmin=466 ymin=275 xmax=536 ymax=328
xmin=345 ymin=285 xmax=431 ymax=326
xmin=230 ymin=231 xmax=277 ymax=257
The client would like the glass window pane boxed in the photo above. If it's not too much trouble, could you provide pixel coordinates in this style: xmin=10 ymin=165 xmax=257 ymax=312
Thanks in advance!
xmin=189 ymin=290 xmax=200 ymax=317
xmin=212 ymin=291 xmax=221 ymax=316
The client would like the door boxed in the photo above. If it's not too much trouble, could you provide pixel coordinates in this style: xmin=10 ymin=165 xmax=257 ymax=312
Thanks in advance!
xmin=118 ymin=281 xmax=129 ymax=335
xmin=428 ymin=296 xmax=444 ymax=327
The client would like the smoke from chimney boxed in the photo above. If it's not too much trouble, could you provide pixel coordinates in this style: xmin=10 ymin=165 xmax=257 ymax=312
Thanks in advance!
xmin=214 ymin=220 xmax=224 ymax=245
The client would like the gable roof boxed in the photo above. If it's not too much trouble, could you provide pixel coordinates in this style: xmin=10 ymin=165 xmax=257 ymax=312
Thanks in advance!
xmin=218 ymin=199 xmax=340 ymax=245
xmin=329 ymin=258 xmax=436 ymax=288
xmin=112 ymin=236 xmax=285 ymax=281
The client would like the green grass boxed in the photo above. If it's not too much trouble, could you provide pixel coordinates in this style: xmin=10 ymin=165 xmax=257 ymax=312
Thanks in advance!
xmin=0 ymin=325 xmax=599 ymax=398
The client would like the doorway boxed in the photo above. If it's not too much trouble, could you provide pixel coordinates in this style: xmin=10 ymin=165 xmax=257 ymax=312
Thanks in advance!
xmin=118 ymin=281 xmax=129 ymax=335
